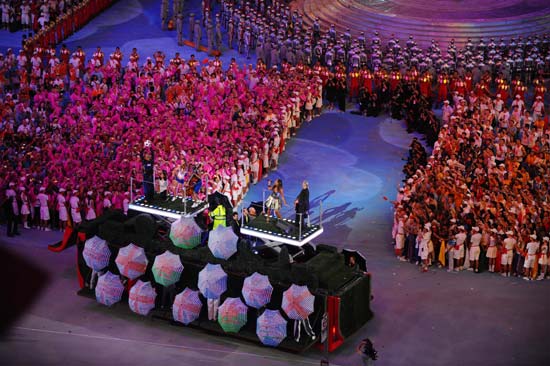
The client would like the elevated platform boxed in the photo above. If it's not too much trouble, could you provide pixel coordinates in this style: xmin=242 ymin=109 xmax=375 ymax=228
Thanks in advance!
xmin=241 ymin=215 xmax=323 ymax=247
xmin=292 ymin=0 xmax=550 ymax=47
xmin=129 ymin=194 xmax=208 ymax=219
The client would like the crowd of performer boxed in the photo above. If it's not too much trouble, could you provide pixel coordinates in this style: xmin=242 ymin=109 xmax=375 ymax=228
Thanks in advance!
xmin=178 ymin=1 xmax=550 ymax=88
xmin=1 ymin=0 xmax=549 ymax=285
xmin=1 ymin=0 xmax=114 ymax=49
xmin=393 ymin=86 xmax=549 ymax=280
xmin=0 ymin=43 xmax=322 ymax=235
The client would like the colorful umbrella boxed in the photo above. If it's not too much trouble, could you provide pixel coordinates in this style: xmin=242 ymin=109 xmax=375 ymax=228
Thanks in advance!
xmin=173 ymin=288 xmax=202 ymax=325
xmin=169 ymin=217 xmax=202 ymax=249
xmin=198 ymin=263 xmax=227 ymax=299
xmin=257 ymin=309 xmax=287 ymax=347
xmin=95 ymin=271 xmax=124 ymax=307
xmin=218 ymin=297 xmax=248 ymax=333
xmin=129 ymin=280 xmax=157 ymax=316
xmin=115 ymin=243 xmax=148 ymax=280
xmin=242 ymin=272 xmax=273 ymax=309
xmin=152 ymin=251 xmax=184 ymax=287
xmin=83 ymin=235 xmax=110 ymax=271
xmin=208 ymin=225 xmax=238 ymax=260
xmin=281 ymin=284 xmax=315 ymax=320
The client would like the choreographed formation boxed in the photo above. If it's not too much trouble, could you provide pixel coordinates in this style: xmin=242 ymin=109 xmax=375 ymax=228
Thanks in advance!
xmin=0 ymin=0 xmax=549 ymax=365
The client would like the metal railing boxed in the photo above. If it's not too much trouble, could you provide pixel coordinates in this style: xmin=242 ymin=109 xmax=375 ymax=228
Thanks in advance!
xmin=240 ymin=196 xmax=323 ymax=242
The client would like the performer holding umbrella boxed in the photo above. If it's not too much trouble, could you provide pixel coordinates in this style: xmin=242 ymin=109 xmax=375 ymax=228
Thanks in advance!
xmin=141 ymin=140 xmax=155 ymax=202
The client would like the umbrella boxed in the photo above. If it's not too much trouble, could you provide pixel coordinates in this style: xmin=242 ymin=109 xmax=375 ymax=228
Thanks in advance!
xmin=242 ymin=272 xmax=273 ymax=309
xmin=170 ymin=217 xmax=202 ymax=249
xmin=207 ymin=191 xmax=233 ymax=212
xmin=129 ymin=280 xmax=157 ymax=316
xmin=83 ymin=235 xmax=110 ymax=271
xmin=95 ymin=271 xmax=124 ymax=307
xmin=281 ymin=284 xmax=315 ymax=320
xmin=152 ymin=251 xmax=184 ymax=287
xmin=198 ymin=263 xmax=227 ymax=299
xmin=115 ymin=243 xmax=148 ymax=280
xmin=342 ymin=249 xmax=367 ymax=271
xmin=173 ymin=288 xmax=202 ymax=325
xmin=256 ymin=309 xmax=287 ymax=347
xmin=218 ymin=297 xmax=248 ymax=333
xmin=208 ymin=225 xmax=238 ymax=260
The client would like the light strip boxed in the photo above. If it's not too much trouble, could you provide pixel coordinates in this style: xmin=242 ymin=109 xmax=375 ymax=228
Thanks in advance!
xmin=240 ymin=226 xmax=324 ymax=247
xmin=128 ymin=203 xmax=207 ymax=219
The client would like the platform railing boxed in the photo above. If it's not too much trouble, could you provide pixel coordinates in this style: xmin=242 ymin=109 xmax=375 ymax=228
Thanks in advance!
xmin=240 ymin=197 xmax=323 ymax=242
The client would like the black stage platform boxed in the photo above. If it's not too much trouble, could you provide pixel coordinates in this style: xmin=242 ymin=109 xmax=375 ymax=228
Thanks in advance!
xmin=75 ymin=212 xmax=371 ymax=353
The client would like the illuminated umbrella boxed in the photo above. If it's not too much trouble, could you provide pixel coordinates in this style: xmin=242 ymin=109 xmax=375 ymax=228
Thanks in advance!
xmin=152 ymin=251 xmax=184 ymax=287
xmin=173 ymin=288 xmax=202 ymax=325
xmin=198 ymin=263 xmax=227 ymax=299
xmin=282 ymin=284 xmax=315 ymax=320
xmin=170 ymin=216 xmax=202 ymax=249
xmin=129 ymin=280 xmax=157 ymax=316
xmin=115 ymin=243 xmax=148 ymax=280
xmin=218 ymin=297 xmax=248 ymax=333
xmin=242 ymin=272 xmax=273 ymax=309
xmin=208 ymin=225 xmax=238 ymax=260
xmin=83 ymin=235 xmax=110 ymax=271
xmin=95 ymin=271 xmax=124 ymax=307
xmin=257 ymin=309 xmax=287 ymax=347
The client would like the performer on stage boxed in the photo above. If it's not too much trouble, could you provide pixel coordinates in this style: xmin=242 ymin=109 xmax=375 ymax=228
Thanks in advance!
xmin=265 ymin=178 xmax=287 ymax=221
xmin=189 ymin=164 xmax=203 ymax=207
xmin=294 ymin=180 xmax=309 ymax=228
xmin=172 ymin=160 xmax=187 ymax=201
xmin=157 ymin=170 xmax=168 ymax=201
xmin=141 ymin=140 xmax=155 ymax=202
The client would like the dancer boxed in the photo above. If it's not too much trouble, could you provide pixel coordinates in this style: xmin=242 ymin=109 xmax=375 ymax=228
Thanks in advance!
xmin=57 ymin=188 xmax=68 ymax=231
xmin=20 ymin=187 xmax=30 ymax=229
xmin=265 ymin=178 xmax=287 ymax=221
xmin=188 ymin=163 xmax=203 ymax=208
xmin=172 ymin=160 xmax=187 ymax=201
xmin=37 ymin=187 xmax=51 ymax=231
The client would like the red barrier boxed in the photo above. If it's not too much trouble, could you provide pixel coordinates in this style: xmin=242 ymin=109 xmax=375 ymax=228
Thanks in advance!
xmin=47 ymin=227 xmax=74 ymax=252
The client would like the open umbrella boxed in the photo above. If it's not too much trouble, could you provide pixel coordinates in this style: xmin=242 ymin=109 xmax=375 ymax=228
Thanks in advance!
xmin=208 ymin=225 xmax=238 ymax=260
xmin=242 ymin=272 xmax=273 ymax=309
xmin=173 ymin=288 xmax=202 ymax=325
xmin=129 ymin=280 xmax=157 ymax=316
xmin=152 ymin=251 xmax=184 ymax=287
xmin=115 ymin=243 xmax=148 ymax=280
xmin=170 ymin=217 xmax=202 ymax=249
xmin=257 ymin=309 xmax=287 ymax=347
xmin=282 ymin=284 xmax=315 ymax=320
xmin=207 ymin=191 xmax=233 ymax=212
xmin=95 ymin=271 xmax=124 ymax=307
xmin=83 ymin=235 xmax=110 ymax=271
xmin=198 ymin=263 xmax=227 ymax=299
xmin=342 ymin=249 xmax=367 ymax=271
xmin=218 ymin=297 xmax=248 ymax=333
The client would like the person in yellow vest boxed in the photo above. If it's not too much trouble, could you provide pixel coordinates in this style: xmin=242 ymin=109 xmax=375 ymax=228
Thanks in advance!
xmin=209 ymin=204 xmax=226 ymax=229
